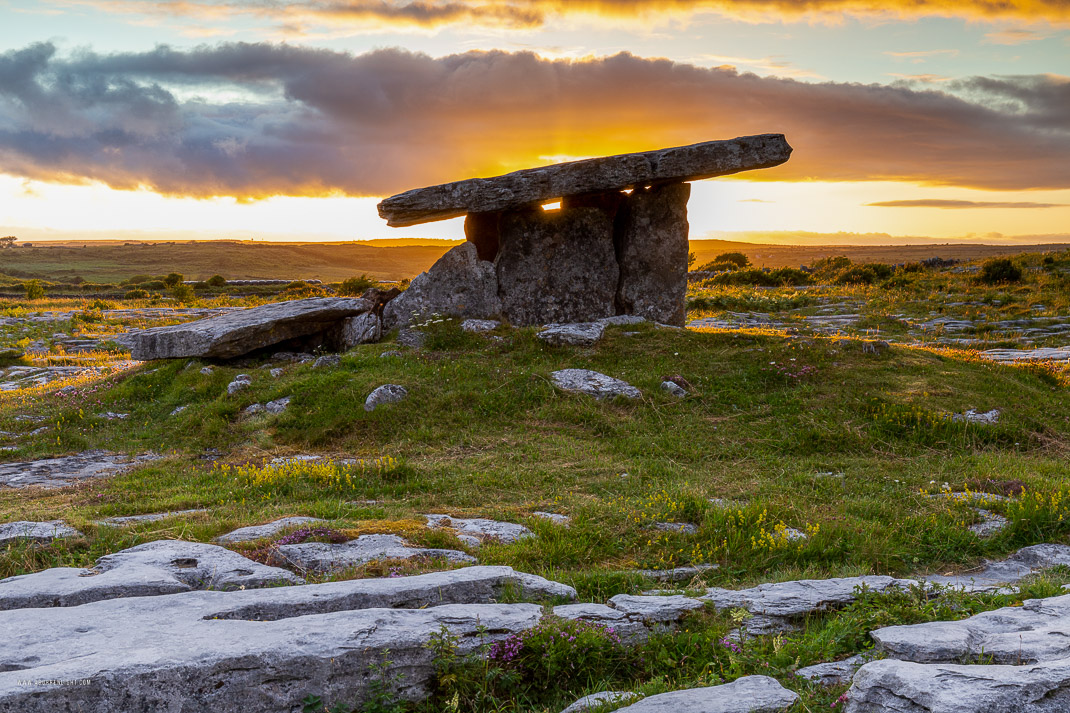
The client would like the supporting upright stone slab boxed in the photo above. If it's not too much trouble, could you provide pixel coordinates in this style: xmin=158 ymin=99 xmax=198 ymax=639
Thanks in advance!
xmin=615 ymin=183 xmax=691 ymax=326
xmin=382 ymin=243 xmax=501 ymax=329
xmin=496 ymin=207 xmax=618 ymax=326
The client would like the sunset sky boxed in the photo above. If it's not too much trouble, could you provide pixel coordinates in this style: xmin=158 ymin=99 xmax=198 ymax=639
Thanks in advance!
xmin=0 ymin=0 xmax=1067 ymax=244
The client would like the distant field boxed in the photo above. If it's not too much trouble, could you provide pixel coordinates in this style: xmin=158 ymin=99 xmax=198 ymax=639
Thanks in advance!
xmin=0 ymin=238 xmax=1060 ymax=283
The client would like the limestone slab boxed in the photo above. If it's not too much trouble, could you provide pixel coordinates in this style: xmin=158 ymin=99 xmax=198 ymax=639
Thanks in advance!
xmin=608 ymin=594 xmax=705 ymax=622
xmin=613 ymin=676 xmax=798 ymax=712
xmin=538 ymin=322 xmax=606 ymax=346
xmin=213 ymin=517 xmax=326 ymax=544
xmin=274 ymin=533 xmax=476 ymax=573
xmin=0 ymin=520 xmax=82 ymax=544
xmin=702 ymin=576 xmax=916 ymax=619
xmin=377 ymin=134 xmax=792 ymax=226
xmin=424 ymin=515 xmax=533 ymax=545
xmin=924 ymin=544 xmax=1070 ymax=592
xmin=0 ymin=450 xmax=158 ymax=489
xmin=551 ymin=369 xmax=641 ymax=400
xmin=560 ymin=691 xmax=641 ymax=713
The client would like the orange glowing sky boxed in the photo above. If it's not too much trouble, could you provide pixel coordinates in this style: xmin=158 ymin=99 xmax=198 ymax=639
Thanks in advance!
xmin=0 ymin=0 xmax=1067 ymax=244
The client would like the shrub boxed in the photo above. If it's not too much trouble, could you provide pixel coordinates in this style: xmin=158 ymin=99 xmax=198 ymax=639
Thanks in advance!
xmin=170 ymin=283 xmax=195 ymax=304
xmin=810 ymin=256 xmax=852 ymax=281
xmin=979 ymin=258 xmax=1023 ymax=284
xmin=163 ymin=272 xmax=184 ymax=288
xmin=124 ymin=289 xmax=149 ymax=299
xmin=339 ymin=274 xmax=377 ymax=296
xmin=713 ymin=251 xmax=751 ymax=268
xmin=834 ymin=263 xmax=892 ymax=285
xmin=698 ymin=261 xmax=742 ymax=273
xmin=124 ymin=274 xmax=152 ymax=285
xmin=710 ymin=267 xmax=810 ymax=287
xmin=282 ymin=280 xmax=327 ymax=298
xmin=142 ymin=280 xmax=165 ymax=290
xmin=206 ymin=274 xmax=227 ymax=287
xmin=23 ymin=280 xmax=45 ymax=299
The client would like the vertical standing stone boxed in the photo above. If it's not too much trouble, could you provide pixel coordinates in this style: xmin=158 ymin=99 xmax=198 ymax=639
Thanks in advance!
xmin=615 ymin=183 xmax=690 ymax=326
xmin=496 ymin=207 xmax=618 ymax=326
xmin=382 ymin=242 xmax=501 ymax=329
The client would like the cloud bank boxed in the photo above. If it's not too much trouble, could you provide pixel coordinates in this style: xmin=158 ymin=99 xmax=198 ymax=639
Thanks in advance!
xmin=0 ymin=42 xmax=1067 ymax=198
xmin=55 ymin=0 xmax=1070 ymax=32
xmin=867 ymin=200 xmax=1069 ymax=209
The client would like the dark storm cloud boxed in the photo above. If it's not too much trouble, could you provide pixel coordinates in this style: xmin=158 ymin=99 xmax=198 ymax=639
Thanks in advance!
xmin=0 ymin=42 xmax=1067 ymax=198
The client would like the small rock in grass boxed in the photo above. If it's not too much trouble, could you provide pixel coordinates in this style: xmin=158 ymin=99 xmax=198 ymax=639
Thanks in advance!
xmin=200 ymin=366 xmax=214 ymax=375
xmin=636 ymin=564 xmax=718 ymax=583
xmin=597 ymin=315 xmax=647 ymax=326
xmin=242 ymin=403 xmax=265 ymax=416
xmin=170 ymin=406 xmax=187 ymax=416
xmin=424 ymin=515 xmax=534 ymax=545
xmin=660 ymin=381 xmax=687 ymax=397
xmin=795 ymin=654 xmax=866 ymax=687
xmin=396 ymin=328 xmax=427 ymax=348
xmin=365 ymin=384 xmax=408 ymax=412
xmin=0 ymin=520 xmax=83 ymax=544
xmin=214 ymin=516 xmax=326 ymax=544
xmin=269 ymin=368 xmax=284 ymax=378
xmin=862 ymin=340 xmax=890 ymax=355
xmin=652 ymin=521 xmax=698 ymax=535
xmin=550 ymin=369 xmax=641 ymax=400
xmin=313 ymin=354 xmax=341 ymax=369
xmin=379 ymin=350 xmax=403 ymax=358
xmin=559 ymin=691 xmax=641 ymax=713
xmin=95 ymin=412 xmax=129 ymax=420
xmin=461 ymin=319 xmax=500 ymax=333
xmin=95 ymin=509 xmax=208 ymax=526
xmin=952 ymin=408 xmax=1000 ymax=425
xmin=226 ymin=374 xmax=251 ymax=395
xmin=537 ymin=322 xmax=605 ymax=346
xmin=532 ymin=512 xmax=571 ymax=525
xmin=265 ymin=396 xmax=291 ymax=414
xmin=969 ymin=508 xmax=1009 ymax=537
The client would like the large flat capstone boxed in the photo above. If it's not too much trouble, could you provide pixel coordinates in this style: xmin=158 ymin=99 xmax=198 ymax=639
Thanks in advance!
xmin=377 ymin=134 xmax=792 ymax=227
xmin=120 ymin=297 xmax=371 ymax=360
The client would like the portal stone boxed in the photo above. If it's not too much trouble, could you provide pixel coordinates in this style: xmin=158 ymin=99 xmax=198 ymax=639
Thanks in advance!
xmin=496 ymin=207 xmax=618 ymax=326
xmin=616 ymin=183 xmax=690 ymax=326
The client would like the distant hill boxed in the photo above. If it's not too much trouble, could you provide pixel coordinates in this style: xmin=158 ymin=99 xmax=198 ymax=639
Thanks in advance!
xmin=1 ymin=238 xmax=1061 ymax=283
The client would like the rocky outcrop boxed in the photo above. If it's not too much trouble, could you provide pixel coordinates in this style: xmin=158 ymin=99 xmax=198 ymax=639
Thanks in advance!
xmin=496 ymin=207 xmax=618 ymax=325
xmin=0 ymin=540 xmax=301 ymax=610
xmin=872 ymin=593 xmax=1070 ymax=664
xmin=382 ymin=243 xmax=500 ymax=329
xmin=121 ymin=298 xmax=371 ymax=360
xmin=613 ymin=676 xmax=798 ymax=712
xmin=923 ymin=544 xmax=1070 ymax=592
xmin=0 ymin=451 xmax=158 ymax=489
xmin=377 ymin=134 xmax=792 ymax=226
xmin=615 ymin=183 xmax=691 ymax=326
xmin=844 ymin=658 xmax=1070 ymax=713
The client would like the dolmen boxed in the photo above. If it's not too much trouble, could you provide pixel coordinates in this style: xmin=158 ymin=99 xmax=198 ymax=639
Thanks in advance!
xmin=378 ymin=134 xmax=791 ymax=328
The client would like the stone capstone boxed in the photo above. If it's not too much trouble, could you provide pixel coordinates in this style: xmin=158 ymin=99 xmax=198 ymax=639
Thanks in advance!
xmin=844 ymin=658 xmax=1070 ymax=713
xmin=497 ymin=207 xmax=618 ymax=326
xmin=382 ymin=243 xmax=501 ymax=329
xmin=0 ymin=540 xmax=302 ymax=610
xmin=615 ymin=183 xmax=690 ymax=326
xmin=550 ymin=369 xmax=641 ymax=400
xmin=120 ymin=297 xmax=371 ymax=360
xmin=0 ymin=520 xmax=82 ymax=544
xmin=613 ymin=676 xmax=799 ymax=712
xmin=213 ymin=517 xmax=327 ymax=544
xmin=872 ymin=592 xmax=1070 ymax=664
xmin=0 ymin=450 xmax=158 ymax=489
xmin=537 ymin=322 xmax=606 ymax=346
xmin=273 ymin=533 xmax=476 ymax=574
xmin=377 ymin=134 xmax=792 ymax=227
xmin=365 ymin=384 xmax=408 ymax=412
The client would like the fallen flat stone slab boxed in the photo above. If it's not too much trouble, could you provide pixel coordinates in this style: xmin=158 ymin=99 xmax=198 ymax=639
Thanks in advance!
xmin=0 ymin=540 xmax=302 ymax=610
xmin=702 ymin=576 xmax=916 ymax=620
xmin=424 ymin=515 xmax=534 ymax=545
xmin=551 ymin=369 xmax=641 ymax=399
xmin=538 ymin=322 xmax=606 ymax=346
xmin=95 ymin=509 xmax=208 ymax=526
xmin=924 ymin=544 xmax=1070 ymax=592
xmin=872 ymin=592 xmax=1070 ymax=664
xmin=120 ymin=297 xmax=371 ymax=360
xmin=0 ymin=592 xmax=543 ymax=712
xmin=613 ymin=676 xmax=798 ymax=712
xmin=608 ymin=594 xmax=705 ymax=622
xmin=378 ymin=134 xmax=792 ymax=227
xmin=213 ymin=516 xmax=326 ymax=544
xmin=844 ymin=657 xmax=1070 ymax=713
xmin=560 ymin=690 xmax=642 ymax=713
xmin=0 ymin=450 xmax=159 ymax=489
xmin=274 ymin=533 xmax=477 ymax=574
xmin=0 ymin=520 xmax=82 ymax=544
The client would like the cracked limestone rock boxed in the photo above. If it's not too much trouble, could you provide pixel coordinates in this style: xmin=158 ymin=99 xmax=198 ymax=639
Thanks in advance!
xmin=213 ymin=516 xmax=327 ymax=544
xmin=0 ymin=520 xmax=82 ymax=544
xmin=273 ymin=533 xmax=476 ymax=574
xmin=550 ymin=369 xmax=641 ymax=400
xmin=613 ymin=676 xmax=798 ymax=712
xmin=537 ymin=322 xmax=606 ymax=347
xmin=382 ymin=243 xmax=501 ymax=329
xmin=424 ymin=515 xmax=534 ymax=545
xmin=365 ymin=384 xmax=408 ymax=412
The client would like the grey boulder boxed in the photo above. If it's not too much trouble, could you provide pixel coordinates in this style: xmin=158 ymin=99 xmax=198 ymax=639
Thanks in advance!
xmin=121 ymin=297 xmax=371 ymax=360
xmin=382 ymin=243 xmax=500 ymax=329
xmin=365 ymin=384 xmax=408 ymax=412
xmin=614 ymin=676 xmax=798 ymax=712
xmin=551 ymin=369 xmax=641 ymax=399
xmin=342 ymin=312 xmax=381 ymax=346
xmin=0 ymin=540 xmax=302 ymax=610
xmin=844 ymin=657 xmax=1070 ymax=713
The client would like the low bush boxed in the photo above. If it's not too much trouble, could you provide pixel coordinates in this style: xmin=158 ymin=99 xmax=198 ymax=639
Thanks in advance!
xmin=124 ymin=289 xmax=149 ymax=299
xmin=162 ymin=272 xmax=184 ymax=288
xmin=979 ymin=258 xmax=1023 ymax=284
xmin=206 ymin=274 xmax=227 ymax=287
xmin=339 ymin=274 xmax=378 ymax=296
